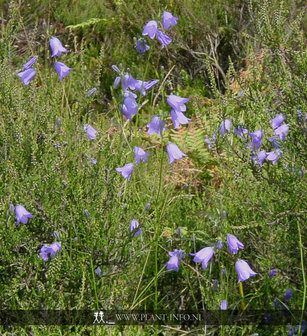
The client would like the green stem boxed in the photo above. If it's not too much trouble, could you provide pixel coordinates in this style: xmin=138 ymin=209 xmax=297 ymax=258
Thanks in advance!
xmin=297 ymin=219 xmax=306 ymax=334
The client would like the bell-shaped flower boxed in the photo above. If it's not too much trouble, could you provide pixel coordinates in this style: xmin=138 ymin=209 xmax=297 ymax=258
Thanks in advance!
xmin=270 ymin=114 xmax=284 ymax=129
xmin=156 ymin=30 xmax=172 ymax=48
xmin=190 ymin=247 xmax=214 ymax=270
xmin=227 ymin=234 xmax=244 ymax=254
xmin=234 ymin=126 xmax=248 ymax=138
xmin=164 ymin=249 xmax=185 ymax=272
xmin=134 ymin=146 xmax=150 ymax=165
xmin=39 ymin=242 xmax=61 ymax=261
xmin=235 ymin=259 xmax=257 ymax=283
xmin=54 ymin=62 xmax=73 ymax=81
xmin=216 ymin=240 xmax=223 ymax=250
xmin=129 ymin=219 xmax=142 ymax=236
xmin=147 ymin=115 xmax=165 ymax=136
xmin=136 ymin=38 xmax=150 ymax=54
xmin=162 ymin=11 xmax=178 ymax=30
xmin=269 ymin=269 xmax=277 ymax=278
xmin=142 ymin=20 xmax=158 ymax=39
xmin=17 ymin=68 xmax=36 ymax=86
xmin=166 ymin=143 xmax=187 ymax=164
xmin=220 ymin=300 xmax=228 ymax=310
xmin=167 ymin=94 xmax=189 ymax=113
xmin=249 ymin=129 xmax=264 ymax=151
xmin=15 ymin=205 xmax=34 ymax=225
xmin=220 ymin=119 xmax=231 ymax=135
xmin=284 ymin=289 xmax=292 ymax=301
xmin=115 ymin=163 xmax=134 ymax=181
xmin=274 ymin=123 xmax=289 ymax=141
xmin=252 ymin=150 xmax=267 ymax=168
xmin=121 ymin=94 xmax=138 ymax=120
xmin=23 ymin=56 xmax=37 ymax=70
xmin=49 ymin=37 xmax=68 ymax=57
xmin=266 ymin=148 xmax=283 ymax=165
xmin=170 ymin=109 xmax=190 ymax=129
xmin=83 ymin=124 xmax=98 ymax=140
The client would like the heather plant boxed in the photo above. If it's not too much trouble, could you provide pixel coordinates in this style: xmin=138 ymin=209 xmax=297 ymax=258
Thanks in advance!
xmin=0 ymin=0 xmax=306 ymax=335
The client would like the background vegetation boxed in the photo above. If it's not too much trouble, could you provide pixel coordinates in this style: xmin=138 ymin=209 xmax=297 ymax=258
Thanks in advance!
xmin=0 ymin=0 xmax=306 ymax=335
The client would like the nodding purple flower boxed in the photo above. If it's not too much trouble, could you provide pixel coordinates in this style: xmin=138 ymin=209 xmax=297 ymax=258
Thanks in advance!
xmin=165 ymin=249 xmax=185 ymax=272
xmin=83 ymin=124 xmax=98 ymax=140
xmin=128 ymin=76 xmax=158 ymax=95
xmin=142 ymin=20 xmax=158 ymax=39
xmin=270 ymin=114 xmax=285 ymax=129
xmin=234 ymin=126 xmax=248 ymax=138
xmin=269 ymin=269 xmax=277 ymax=278
xmin=134 ymin=146 xmax=150 ymax=165
xmin=227 ymin=234 xmax=244 ymax=254
xmin=216 ymin=240 xmax=223 ymax=250
xmin=129 ymin=219 xmax=143 ymax=236
xmin=147 ymin=115 xmax=165 ymax=136
xmin=39 ymin=242 xmax=61 ymax=261
xmin=285 ymin=289 xmax=292 ymax=301
xmin=17 ymin=68 xmax=36 ymax=86
xmin=115 ymin=163 xmax=134 ymax=181
xmin=252 ymin=150 xmax=267 ymax=167
xmin=204 ymin=138 xmax=213 ymax=149
xmin=274 ymin=123 xmax=289 ymax=141
xmin=156 ymin=30 xmax=172 ymax=48
xmin=249 ymin=129 xmax=264 ymax=151
xmin=266 ymin=148 xmax=283 ymax=165
xmin=23 ymin=56 xmax=37 ymax=69
xmin=49 ymin=37 xmax=68 ymax=57
xmin=87 ymin=88 xmax=97 ymax=97
xmin=190 ymin=247 xmax=214 ymax=270
xmin=170 ymin=110 xmax=190 ymax=129
xmin=121 ymin=95 xmax=138 ymax=120
xmin=220 ymin=119 xmax=231 ymax=135
xmin=167 ymin=94 xmax=189 ymax=113
xmin=269 ymin=136 xmax=282 ymax=148
xmin=15 ymin=205 xmax=34 ymax=225
xmin=220 ymin=300 xmax=228 ymax=310
xmin=162 ymin=11 xmax=178 ymax=30
xmin=136 ymin=38 xmax=150 ymax=54
xmin=95 ymin=266 xmax=101 ymax=275
xmin=235 ymin=260 xmax=257 ymax=283
xmin=166 ymin=143 xmax=187 ymax=165
xmin=54 ymin=62 xmax=73 ymax=81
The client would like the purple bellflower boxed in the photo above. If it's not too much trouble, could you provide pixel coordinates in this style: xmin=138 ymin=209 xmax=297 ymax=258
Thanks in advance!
xmin=134 ymin=146 xmax=150 ymax=165
xmin=15 ymin=205 xmax=34 ymax=225
xmin=170 ymin=109 xmax=191 ymax=129
xmin=54 ymin=62 xmax=73 ymax=81
xmin=269 ymin=136 xmax=282 ymax=148
xmin=122 ymin=94 xmax=138 ymax=120
xmin=285 ymin=289 xmax=292 ymax=301
xmin=266 ymin=148 xmax=283 ymax=165
xmin=136 ymin=38 xmax=150 ymax=54
xmin=142 ymin=20 xmax=158 ymax=39
xmin=83 ymin=125 xmax=98 ymax=140
xmin=252 ymin=150 xmax=267 ymax=168
xmin=234 ymin=126 xmax=248 ymax=138
xmin=23 ymin=56 xmax=37 ymax=69
xmin=235 ymin=260 xmax=257 ymax=283
xmin=95 ymin=266 xmax=101 ymax=275
xmin=147 ymin=115 xmax=164 ymax=136
xmin=165 ymin=249 xmax=185 ymax=272
xmin=167 ymin=94 xmax=189 ymax=113
xmin=216 ymin=240 xmax=223 ymax=250
xmin=39 ymin=242 xmax=61 ymax=261
xmin=156 ymin=30 xmax=172 ymax=48
xmin=129 ymin=219 xmax=143 ymax=236
xmin=166 ymin=143 xmax=187 ymax=164
xmin=162 ymin=11 xmax=178 ymax=30
xmin=50 ymin=37 xmax=68 ymax=57
xmin=227 ymin=234 xmax=244 ymax=254
xmin=17 ymin=68 xmax=36 ymax=86
xmin=269 ymin=269 xmax=277 ymax=278
xmin=220 ymin=300 xmax=228 ymax=310
xmin=190 ymin=247 xmax=214 ymax=270
xmin=115 ymin=163 xmax=134 ymax=181
xmin=220 ymin=119 xmax=231 ymax=135
xmin=270 ymin=114 xmax=285 ymax=129
xmin=274 ymin=123 xmax=289 ymax=141
xmin=249 ymin=129 xmax=264 ymax=151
